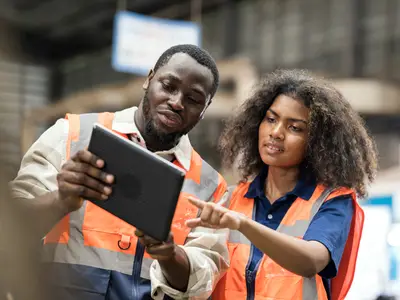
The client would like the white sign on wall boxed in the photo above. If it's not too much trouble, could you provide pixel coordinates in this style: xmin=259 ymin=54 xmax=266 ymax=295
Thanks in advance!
xmin=112 ymin=11 xmax=201 ymax=76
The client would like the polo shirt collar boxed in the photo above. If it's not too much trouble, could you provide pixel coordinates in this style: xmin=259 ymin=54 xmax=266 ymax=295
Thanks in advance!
xmin=245 ymin=164 xmax=317 ymax=200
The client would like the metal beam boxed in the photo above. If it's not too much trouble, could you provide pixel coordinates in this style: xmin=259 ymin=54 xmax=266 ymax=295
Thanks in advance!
xmin=38 ymin=0 xmax=228 ymax=61
xmin=0 ymin=0 xmax=109 ymax=29
xmin=46 ymin=0 xmax=179 ymax=39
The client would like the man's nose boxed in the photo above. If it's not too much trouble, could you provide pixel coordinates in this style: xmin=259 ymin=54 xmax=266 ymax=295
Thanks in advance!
xmin=168 ymin=93 xmax=184 ymax=111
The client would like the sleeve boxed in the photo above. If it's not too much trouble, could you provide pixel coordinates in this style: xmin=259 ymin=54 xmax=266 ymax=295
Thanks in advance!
xmin=303 ymin=194 xmax=354 ymax=279
xmin=150 ymin=180 xmax=230 ymax=300
xmin=9 ymin=118 xmax=69 ymax=200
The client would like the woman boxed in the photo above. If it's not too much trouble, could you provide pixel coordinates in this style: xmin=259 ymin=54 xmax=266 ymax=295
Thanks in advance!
xmin=186 ymin=69 xmax=378 ymax=300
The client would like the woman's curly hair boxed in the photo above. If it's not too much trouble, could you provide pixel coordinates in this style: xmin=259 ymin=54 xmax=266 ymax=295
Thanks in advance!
xmin=219 ymin=69 xmax=378 ymax=198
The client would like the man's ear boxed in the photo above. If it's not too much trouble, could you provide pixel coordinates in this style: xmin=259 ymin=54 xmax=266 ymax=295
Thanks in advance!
xmin=200 ymin=99 xmax=212 ymax=120
xmin=143 ymin=69 xmax=154 ymax=90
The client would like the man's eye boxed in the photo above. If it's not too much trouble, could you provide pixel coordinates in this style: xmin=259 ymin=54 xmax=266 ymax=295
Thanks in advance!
xmin=162 ymin=82 xmax=174 ymax=91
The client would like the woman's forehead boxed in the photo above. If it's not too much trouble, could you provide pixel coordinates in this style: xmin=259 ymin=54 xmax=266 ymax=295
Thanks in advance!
xmin=269 ymin=94 xmax=310 ymax=120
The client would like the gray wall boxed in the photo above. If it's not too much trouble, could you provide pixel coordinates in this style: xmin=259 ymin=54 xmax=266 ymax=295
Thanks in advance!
xmin=59 ymin=0 xmax=400 ymax=98
xmin=203 ymin=0 xmax=400 ymax=80
xmin=0 ymin=22 xmax=50 ymax=181
xmin=55 ymin=0 xmax=400 ymax=170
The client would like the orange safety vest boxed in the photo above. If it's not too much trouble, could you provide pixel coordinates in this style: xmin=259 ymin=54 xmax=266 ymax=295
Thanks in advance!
xmin=42 ymin=112 xmax=227 ymax=281
xmin=212 ymin=182 xmax=364 ymax=300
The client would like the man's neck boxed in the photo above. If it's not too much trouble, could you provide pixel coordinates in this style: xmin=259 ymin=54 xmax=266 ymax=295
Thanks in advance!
xmin=264 ymin=166 xmax=299 ymax=203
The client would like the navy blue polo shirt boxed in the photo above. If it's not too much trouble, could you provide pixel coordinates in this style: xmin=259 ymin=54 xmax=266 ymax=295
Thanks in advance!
xmin=244 ymin=166 xmax=354 ymax=299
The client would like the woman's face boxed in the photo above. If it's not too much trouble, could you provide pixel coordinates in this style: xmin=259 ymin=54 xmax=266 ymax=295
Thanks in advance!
xmin=258 ymin=94 xmax=310 ymax=168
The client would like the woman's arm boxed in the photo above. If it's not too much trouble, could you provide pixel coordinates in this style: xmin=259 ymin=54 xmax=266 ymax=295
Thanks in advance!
xmin=239 ymin=217 xmax=329 ymax=277
xmin=186 ymin=195 xmax=353 ymax=278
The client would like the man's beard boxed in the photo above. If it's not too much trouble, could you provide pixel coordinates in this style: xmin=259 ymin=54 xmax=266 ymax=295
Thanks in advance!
xmin=142 ymin=92 xmax=185 ymax=148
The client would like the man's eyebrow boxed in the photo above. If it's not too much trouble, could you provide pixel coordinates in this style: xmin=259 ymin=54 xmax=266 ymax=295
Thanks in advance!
xmin=162 ymin=73 xmax=207 ymax=97
xmin=163 ymin=73 xmax=181 ymax=82
xmin=191 ymin=86 xmax=206 ymax=97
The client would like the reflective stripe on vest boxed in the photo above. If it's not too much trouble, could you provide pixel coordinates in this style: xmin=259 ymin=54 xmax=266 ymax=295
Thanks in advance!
xmin=43 ymin=112 xmax=223 ymax=280
xmin=228 ymin=187 xmax=333 ymax=246
xmin=213 ymin=183 xmax=356 ymax=300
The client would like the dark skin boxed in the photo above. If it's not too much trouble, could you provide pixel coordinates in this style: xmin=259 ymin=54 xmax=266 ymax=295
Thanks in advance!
xmin=14 ymin=53 xmax=215 ymax=292
xmin=219 ymin=69 xmax=378 ymax=198
xmin=135 ymin=52 xmax=212 ymax=151
xmin=186 ymin=95 xmax=330 ymax=278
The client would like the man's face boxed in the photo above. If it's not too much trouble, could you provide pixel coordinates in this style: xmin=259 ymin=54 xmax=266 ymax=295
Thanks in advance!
xmin=142 ymin=53 xmax=214 ymax=146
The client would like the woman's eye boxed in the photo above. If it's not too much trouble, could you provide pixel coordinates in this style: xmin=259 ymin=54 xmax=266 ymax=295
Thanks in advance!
xmin=290 ymin=125 xmax=302 ymax=132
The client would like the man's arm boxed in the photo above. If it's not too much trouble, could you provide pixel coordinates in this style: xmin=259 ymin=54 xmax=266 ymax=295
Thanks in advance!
xmin=13 ymin=192 xmax=68 ymax=240
xmin=9 ymin=119 xmax=70 ymax=239
xmin=9 ymin=119 xmax=114 ymax=240
xmin=149 ymin=184 xmax=230 ymax=299
xmin=136 ymin=231 xmax=190 ymax=292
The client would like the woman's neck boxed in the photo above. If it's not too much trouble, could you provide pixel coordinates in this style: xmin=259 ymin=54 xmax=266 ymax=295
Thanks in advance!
xmin=265 ymin=166 xmax=300 ymax=203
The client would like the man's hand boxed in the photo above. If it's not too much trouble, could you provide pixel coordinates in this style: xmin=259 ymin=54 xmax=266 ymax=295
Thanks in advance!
xmin=57 ymin=149 xmax=114 ymax=213
xmin=135 ymin=229 xmax=190 ymax=291
xmin=135 ymin=230 xmax=176 ymax=261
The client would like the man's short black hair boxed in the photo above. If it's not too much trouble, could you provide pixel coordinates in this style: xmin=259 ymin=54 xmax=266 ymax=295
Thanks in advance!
xmin=153 ymin=44 xmax=219 ymax=98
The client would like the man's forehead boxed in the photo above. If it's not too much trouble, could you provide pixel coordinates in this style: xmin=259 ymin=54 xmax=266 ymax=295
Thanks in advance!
xmin=158 ymin=53 xmax=212 ymax=78
xmin=156 ymin=53 xmax=214 ymax=89
xmin=162 ymin=52 xmax=199 ymax=68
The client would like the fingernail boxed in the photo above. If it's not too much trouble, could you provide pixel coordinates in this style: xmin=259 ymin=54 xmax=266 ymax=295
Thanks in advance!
xmin=104 ymin=187 xmax=112 ymax=195
xmin=97 ymin=160 xmax=104 ymax=167
xmin=106 ymin=175 xmax=114 ymax=183
xmin=101 ymin=194 xmax=108 ymax=200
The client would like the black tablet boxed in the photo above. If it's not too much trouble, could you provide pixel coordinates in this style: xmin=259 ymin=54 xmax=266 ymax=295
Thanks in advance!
xmin=87 ymin=123 xmax=186 ymax=242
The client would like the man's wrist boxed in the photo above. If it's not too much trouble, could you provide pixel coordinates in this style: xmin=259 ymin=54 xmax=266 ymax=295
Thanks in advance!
xmin=158 ymin=244 xmax=181 ymax=264
xmin=53 ymin=191 xmax=71 ymax=216
xmin=157 ymin=245 xmax=190 ymax=292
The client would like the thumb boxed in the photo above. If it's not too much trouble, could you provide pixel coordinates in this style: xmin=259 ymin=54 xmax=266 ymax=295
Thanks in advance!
xmin=185 ymin=217 xmax=202 ymax=228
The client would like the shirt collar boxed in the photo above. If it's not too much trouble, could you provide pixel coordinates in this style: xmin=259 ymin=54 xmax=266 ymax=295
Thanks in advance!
xmin=245 ymin=164 xmax=317 ymax=200
xmin=112 ymin=107 xmax=193 ymax=171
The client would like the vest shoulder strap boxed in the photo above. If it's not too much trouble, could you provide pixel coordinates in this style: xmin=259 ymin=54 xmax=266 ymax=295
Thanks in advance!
xmin=220 ymin=185 xmax=236 ymax=208
xmin=326 ymin=186 xmax=354 ymax=201
xmin=227 ymin=185 xmax=236 ymax=198
xmin=65 ymin=112 xmax=115 ymax=159
xmin=331 ymin=195 xmax=364 ymax=300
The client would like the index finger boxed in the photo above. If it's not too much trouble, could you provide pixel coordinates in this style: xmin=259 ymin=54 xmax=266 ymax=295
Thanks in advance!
xmin=187 ymin=196 xmax=205 ymax=209
xmin=73 ymin=149 xmax=104 ymax=168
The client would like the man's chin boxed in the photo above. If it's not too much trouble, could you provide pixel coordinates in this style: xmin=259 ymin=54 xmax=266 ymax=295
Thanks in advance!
xmin=145 ymin=121 xmax=183 ymax=145
xmin=153 ymin=114 xmax=182 ymax=133
xmin=154 ymin=117 xmax=187 ymax=136
xmin=151 ymin=121 xmax=176 ymax=135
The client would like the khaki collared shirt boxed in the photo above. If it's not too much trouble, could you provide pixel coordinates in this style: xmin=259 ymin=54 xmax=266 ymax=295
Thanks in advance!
xmin=10 ymin=107 xmax=229 ymax=299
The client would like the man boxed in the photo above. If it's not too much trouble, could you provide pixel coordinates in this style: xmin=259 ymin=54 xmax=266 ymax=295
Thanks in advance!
xmin=9 ymin=44 xmax=229 ymax=300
